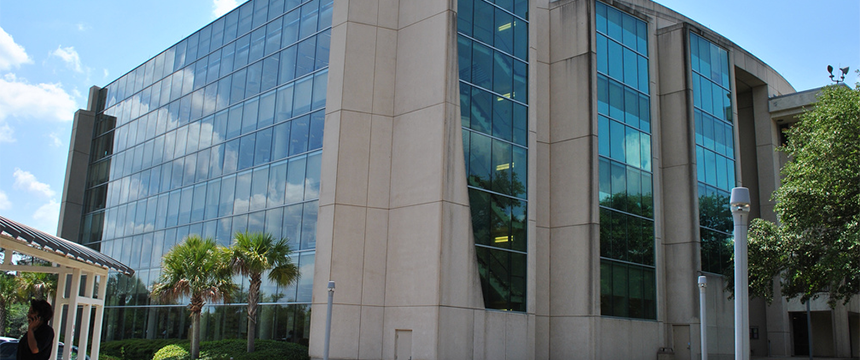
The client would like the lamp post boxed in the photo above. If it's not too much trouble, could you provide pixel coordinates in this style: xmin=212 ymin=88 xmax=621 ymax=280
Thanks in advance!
xmin=731 ymin=187 xmax=750 ymax=360
xmin=699 ymin=276 xmax=708 ymax=360
xmin=324 ymin=281 xmax=335 ymax=360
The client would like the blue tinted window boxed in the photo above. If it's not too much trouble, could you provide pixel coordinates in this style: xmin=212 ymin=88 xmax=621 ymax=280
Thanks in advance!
xmin=308 ymin=110 xmax=324 ymax=150
xmin=238 ymin=134 xmax=256 ymax=170
xmin=459 ymin=0 xmax=528 ymax=312
xmin=231 ymin=68 xmax=247 ymax=105
xmin=242 ymin=98 xmax=259 ymax=134
xmin=597 ymin=2 xmax=654 ymax=319
xmin=293 ymin=76 xmax=312 ymax=115
xmin=299 ymin=0 xmax=319 ymax=38
xmin=289 ymin=115 xmax=310 ymax=155
xmin=285 ymin=156 xmax=306 ymax=204
xmin=295 ymin=37 xmax=316 ymax=78
xmin=255 ymin=128 xmax=273 ymax=165
xmin=92 ymin=0 xmax=331 ymax=336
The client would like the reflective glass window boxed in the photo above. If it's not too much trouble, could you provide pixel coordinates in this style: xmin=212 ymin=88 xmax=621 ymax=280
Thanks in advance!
xmin=246 ymin=62 xmax=263 ymax=98
xmin=262 ymin=55 xmax=280 ymax=93
xmin=299 ymin=0 xmax=319 ymax=38
xmin=249 ymin=28 xmax=267 ymax=63
xmin=255 ymin=128 xmax=273 ymax=165
xmin=267 ymin=160 xmax=287 ymax=206
xmin=242 ymin=98 xmax=260 ymax=134
xmin=692 ymin=35 xmax=735 ymax=275
xmin=91 ymin=0 xmax=332 ymax=337
xmin=250 ymin=166 xmax=269 ymax=211
xmin=285 ymin=156 xmax=306 ymax=204
xmin=218 ymin=174 xmax=236 ymax=217
xmin=235 ymin=34 xmax=251 ymax=69
xmin=279 ymin=46 xmax=298 ymax=85
xmin=597 ymin=2 xmax=655 ymax=319
xmin=459 ymin=0 xmax=528 ymax=310
xmin=238 ymin=133 xmax=257 ymax=170
xmin=295 ymin=37 xmax=316 ymax=78
xmin=253 ymin=0 xmax=269 ymax=28
xmin=282 ymin=11 xmax=300 ymax=47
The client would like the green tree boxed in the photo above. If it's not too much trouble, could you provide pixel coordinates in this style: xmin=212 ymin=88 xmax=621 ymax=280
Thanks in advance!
xmin=747 ymin=84 xmax=860 ymax=305
xmin=16 ymin=272 xmax=58 ymax=301
xmin=0 ymin=272 xmax=21 ymax=336
xmin=151 ymin=235 xmax=236 ymax=359
xmin=226 ymin=232 xmax=299 ymax=353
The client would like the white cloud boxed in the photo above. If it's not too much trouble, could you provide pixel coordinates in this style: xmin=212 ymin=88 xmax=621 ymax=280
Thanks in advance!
xmin=13 ymin=168 xmax=56 ymax=198
xmin=0 ymin=73 xmax=78 ymax=122
xmin=50 ymin=45 xmax=83 ymax=73
xmin=0 ymin=121 xmax=14 ymax=143
xmin=0 ymin=26 xmax=31 ymax=71
xmin=0 ymin=191 xmax=11 ymax=210
xmin=76 ymin=23 xmax=90 ymax=32
xmin=32 ymin=200 xmax=60 ymax=235
xmin=48 ymin=133 xmax=62 ymax=147
xmin=212 ymin=0 xmax=240 ymax=18
xmin=103 ymin=69 xmax=109 ymax=79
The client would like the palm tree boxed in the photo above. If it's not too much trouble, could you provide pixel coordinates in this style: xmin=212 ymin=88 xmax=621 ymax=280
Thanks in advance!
xmin=151 ymin=235 xmax=236 ymax=359
xmin=16 ymin=271 xmax=57 ymax=301
xmin=226 ymin=232 xmax=299 ymax=353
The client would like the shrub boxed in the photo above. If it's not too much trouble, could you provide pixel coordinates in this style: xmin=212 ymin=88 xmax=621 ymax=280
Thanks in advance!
xmin=150 ymin=339 xmax=309 ymax=360
xmin=101 ymin=339 xmax=187 ymax=360
xmin=152 ymin=344 xmax=190 ymax=360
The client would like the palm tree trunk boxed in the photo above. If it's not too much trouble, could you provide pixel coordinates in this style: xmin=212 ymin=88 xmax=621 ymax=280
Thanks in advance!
xmin=247 ymin=276 xmax=260 ymax=353
xmin=191 ymin=310 xmax=201 ymax=359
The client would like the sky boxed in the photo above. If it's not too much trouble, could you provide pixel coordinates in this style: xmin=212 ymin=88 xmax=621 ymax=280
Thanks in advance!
xmin=0 ymin=0 xmax=857 ymax=235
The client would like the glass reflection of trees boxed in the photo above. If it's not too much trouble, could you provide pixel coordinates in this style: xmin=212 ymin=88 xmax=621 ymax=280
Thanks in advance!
xmin=469 ymin=168 xmax=527 ymax=312
xmin=103 ymin=270 xmax=311 ymax=344
xmin=699 ymin=192 xmax=733 ymax=275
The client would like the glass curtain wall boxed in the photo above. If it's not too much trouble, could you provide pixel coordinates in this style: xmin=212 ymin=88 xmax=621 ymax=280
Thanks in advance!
xmin=690 ymin=33 xmax=735 ymax=275
xmin=457 ymin=0 xmax=529 ymax=312
xmin=80 ymin=0 xmax=332 ymax=345
xmin=596 ymin=1 xmax=656 ymax=320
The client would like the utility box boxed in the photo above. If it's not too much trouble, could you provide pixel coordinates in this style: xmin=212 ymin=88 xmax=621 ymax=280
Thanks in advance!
xmin=657 ymin=347 xmax=675 ymax=360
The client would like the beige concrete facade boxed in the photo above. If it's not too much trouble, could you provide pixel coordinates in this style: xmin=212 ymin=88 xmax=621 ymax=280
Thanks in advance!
xmin=310 ymin=1 xmax=532 ymax=359
xmin=306 ymin=0 xmax=853 ymax=359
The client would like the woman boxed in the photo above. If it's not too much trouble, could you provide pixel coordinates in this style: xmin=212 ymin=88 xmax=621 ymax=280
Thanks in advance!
xmin=17 ymin=299 xmax=54 ymax=360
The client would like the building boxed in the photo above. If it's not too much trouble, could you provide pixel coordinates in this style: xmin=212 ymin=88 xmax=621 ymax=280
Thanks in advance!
xmin=57 ymin=0 xmax=858 ymax=359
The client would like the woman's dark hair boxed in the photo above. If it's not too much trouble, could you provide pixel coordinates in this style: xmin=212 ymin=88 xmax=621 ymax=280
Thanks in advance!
xmin=30 ymin=299 xmax=53 ymax=320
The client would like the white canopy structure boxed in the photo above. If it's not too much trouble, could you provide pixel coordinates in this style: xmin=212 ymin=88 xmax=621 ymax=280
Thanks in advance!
xmin=0 ymin=215 xmax=133 ymax=360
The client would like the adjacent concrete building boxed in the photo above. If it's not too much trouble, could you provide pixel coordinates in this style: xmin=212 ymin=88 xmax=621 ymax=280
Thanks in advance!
xmin=59 ymin=0 xmax=858 ymax=359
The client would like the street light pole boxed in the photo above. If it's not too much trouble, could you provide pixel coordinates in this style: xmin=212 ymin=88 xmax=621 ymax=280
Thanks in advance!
xmin=699 ymin=276 xmax=708 ymax=360
xmin=731 ymin=187 xmax=751 ymax=360
xmin=324 ymin=281 xmax=335 ymax=360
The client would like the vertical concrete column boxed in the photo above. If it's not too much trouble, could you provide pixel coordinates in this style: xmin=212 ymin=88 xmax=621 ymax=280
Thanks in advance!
xmin=833 ymin=303 xmax=852 ymax=357
xmin=58 ymin=86 xmax=100 ymax=240
xmin=532 ymin=0 xmax=552 ymax=358
xmin=385 ymin=1 xmax=488 ymax=359
xmin=310 ymin=0 xmax=486 ymax=359
xmin=657 ymin=24 xmax=699 ymax=360
xmin=310 ymin=1 xmax=399 ymax=359
xmin=751 ymin=85 xmax=781 ymax=223
xmin=751 ymin=84 xmax=793 ymax=356
xmin=545 ymin=0 xmax=600 ymax=358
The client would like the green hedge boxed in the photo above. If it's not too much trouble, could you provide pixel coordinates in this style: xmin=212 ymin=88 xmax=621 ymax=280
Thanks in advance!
xmin=100 ymin=339 xmax=308 ymax=360
xmin=101 ymin=339 xmax=186 ymax=360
